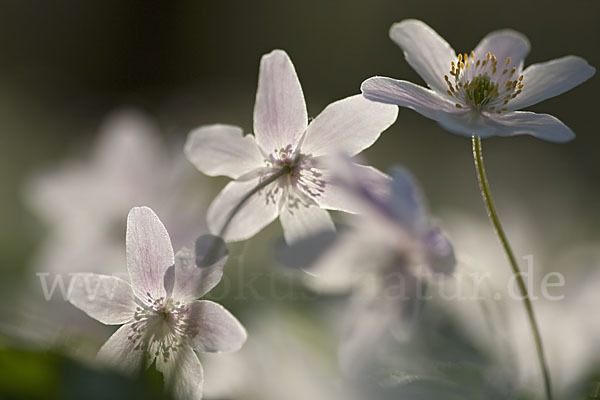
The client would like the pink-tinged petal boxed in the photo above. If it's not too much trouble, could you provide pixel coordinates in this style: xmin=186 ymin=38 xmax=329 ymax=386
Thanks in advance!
xmin=184 ymin=124 xmax=265 ymax=179
xmin=187 ymin=300 xmax=247 ymax=353
xmin=508 ymin=56 xmax=596 ymax=110
xmin=170 ymin=245 xmax=226 ymax=303
xmin=389 ymin=19 xmax=457 ymax=96
xmin=156 ymin=346 xmax=203 ymax=400
xmin=126 ymin=207 xmax=175 ymax=302
xmin=97 ymin=323 xmax=144 ymax=375
xmin=279 ymin=204 xmax=335 ymax=244
xmin=253 ymin=49 xmax=308 ymax=155
xmin=206 ymin=177 xmax=281 ymax=242
xmin=68 ymin=274 xmax=136 ymax=325
xmin=484 ymin=111 xmax=575 ymax=142
xmin=473 ymin=29 xmax=530 ymax=67
xmin=315 ymin=163 xmax=390 ymax=214
xmin=301 ymin=95 xmax=398 ymax=157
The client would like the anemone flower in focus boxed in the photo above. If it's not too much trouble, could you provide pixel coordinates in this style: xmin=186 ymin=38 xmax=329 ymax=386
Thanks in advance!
xmin=68 ymin=207 xmax=246 ymax=400
xmin=361 ymin=19 xmax=595 ymax=142
xmin=185 ymin=49 xmax=398 ymax=244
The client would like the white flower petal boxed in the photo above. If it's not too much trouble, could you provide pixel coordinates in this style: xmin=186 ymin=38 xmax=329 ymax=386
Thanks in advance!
xmin=362 ymin=77 xmax=458 ymax=115
xmin=207 ymin=177 xmax=281 ymax=242
xmin=362 ymin=77 xmax=504 ymax=138
xmin=361 ymin=77 xmax=490 ymax=135
xmin=389 ymin=19 xmax=457 ymax=96
xmin=126 ymin=207 xmax=175 ymax=301
xmin=316 ymin=163 xmax=390 ymax=214
xmin=253 ymin=49 xmax=308 ymax=154
xmin=279 ymin=203 xmax=335 ymax=244
xmin=507 ymin=56 xmax=596 ymax=110
xmin=187 ymin=300 xmax=247 ymax=353
xmin=156 ymin=346 xmax=204 ymax=400
xmin=68 ymin=274 xmax=136 ymax=325
xmin=303 ymin=231 xmax=374 ymax=294
xmin=485 ymin=111 xmax=575 ymax=142
xmin=184 ymin=124 xmax=265 ymax=179
xmin=171 ymin=245 xmax=226 ymax=303
xmin=473 ymin=29 xmax=530 ymax=67
xmin=97 ymin=323 xmax=144 ymax=375
xmin=301 ymin=95 xmax=398 ymax=157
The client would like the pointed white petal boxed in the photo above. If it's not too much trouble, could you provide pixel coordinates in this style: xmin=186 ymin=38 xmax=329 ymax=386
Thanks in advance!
xmin=126 ymin=207 xmax=175 ymax=301
xmin=316 ymin=163 xmax=390 ymax=214
xmin=207 ymin=177 xmax=282 ymax=242
xmin=187 ymin=300 xmax=247 ymax=353
xmin=68 ymin=274 xmax=136 ymax=325
xmin=485 ymin=111 xmax=575 ymax=142
xmin=361 ymin=77 xmax=459 ymax=118
xmin=184 ymin=124 xmax=265 ymax=179
xmin=97 ymin=323 xmax=144 ymax=375
xmin=389 ymin=19 xmax=457 ymax=96
xmin=361 ymin=77 xmax=493 ymax=138
xmin=301 ymin=95 xmax=398 ymax=157
xmin=156 ymin=346 xmax=204 ymax=400
xmin=508 ymin=56 xmax=596 ymax=110
xmin=280 ymin=204 xmax=335 ymax=244
xmin=473 ymin=29 xmax=530 ymax=68
xmin=253 ymin=49 xmax=308 ymax=155
xmin=171 ymin=245 xmax=226 ymax=303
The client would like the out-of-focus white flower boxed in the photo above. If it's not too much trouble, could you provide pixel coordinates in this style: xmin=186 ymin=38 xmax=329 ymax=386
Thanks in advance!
xmin=440 ymin=210 xmax=600 ymax=398
xmin=69 ymin=207 xmax=246 ymax=400
xmin=25 ymin=108 xmax=209 ymax=276
xmin=362 ymin=19 xmax=595 ymax=142
xmin=201 ymin=310 xmax=358 ymax=400
xmin=303 ymin=162 xmax=455 ymax=373
xmin=185 ymin=49 xmax=397 ymax=244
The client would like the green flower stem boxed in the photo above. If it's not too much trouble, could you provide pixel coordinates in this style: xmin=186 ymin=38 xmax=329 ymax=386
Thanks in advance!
xmin=471 ymin=136 xmax=552 ymax=400
xmin=218 ymin=167 xmax=289 ymax=238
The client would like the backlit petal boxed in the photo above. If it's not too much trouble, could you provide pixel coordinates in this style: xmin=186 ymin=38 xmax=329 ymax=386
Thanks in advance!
xmin=184 ymin=124 xmax=264 ymax=179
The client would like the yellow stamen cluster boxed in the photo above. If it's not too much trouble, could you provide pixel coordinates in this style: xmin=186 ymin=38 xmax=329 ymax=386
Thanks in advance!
xmin=444 ymin=51 xmax=524 ymax=113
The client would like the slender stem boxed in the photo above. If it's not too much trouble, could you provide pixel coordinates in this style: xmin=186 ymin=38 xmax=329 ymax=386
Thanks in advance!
xmin=471 ymin=136 xmax=552 ymax=400
xmin=218 ymin=167 xmax=289 ymax=237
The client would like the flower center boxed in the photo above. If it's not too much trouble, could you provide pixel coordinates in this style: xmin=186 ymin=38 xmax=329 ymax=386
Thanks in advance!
xmin=264 ymin=145 xmax=326 ymax=208
xmin=127 ymin=294 xmax=194 ymax=362
xmin=444 ymin=51 xmax=524 ymax=114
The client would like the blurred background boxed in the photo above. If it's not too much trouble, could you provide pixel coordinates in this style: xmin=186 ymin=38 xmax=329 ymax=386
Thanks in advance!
xmin=0 ymin=0 xmax=598 ymax=399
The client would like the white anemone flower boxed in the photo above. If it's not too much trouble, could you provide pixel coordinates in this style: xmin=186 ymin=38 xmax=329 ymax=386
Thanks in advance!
xmin=185 ymin=49 xmax=398 ymax=244
xmin=361 ymin=19 xmax=595 ymax=142
xmin=25 ymin=109 xmax=209 ymax=276
xmin=301 ymin=162 xmax=455 ymax=373
xmin=68 ymin=207 xmax=247 ymax=400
